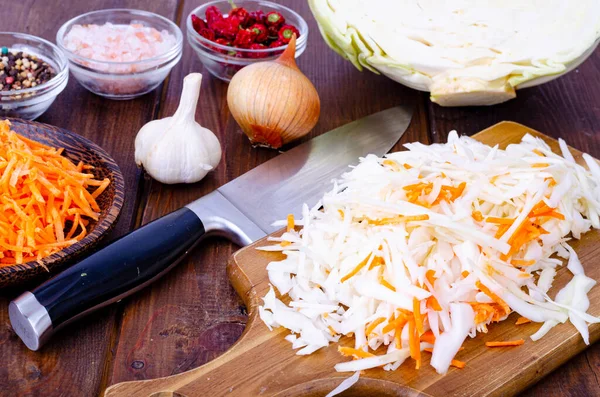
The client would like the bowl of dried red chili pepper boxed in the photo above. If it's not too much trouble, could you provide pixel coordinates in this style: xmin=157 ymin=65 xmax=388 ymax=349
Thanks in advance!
xmin=186 ymin=0 xmax=308 ymax=82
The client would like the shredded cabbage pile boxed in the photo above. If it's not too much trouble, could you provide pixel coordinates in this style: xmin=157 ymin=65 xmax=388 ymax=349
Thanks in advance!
xmin=259 ymin=131 xmax=600 ymax=376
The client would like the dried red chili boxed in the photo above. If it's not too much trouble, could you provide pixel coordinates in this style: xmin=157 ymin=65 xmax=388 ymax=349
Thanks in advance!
xmin=250 ymin=23 xmax=268 ymax=42
xmin=247 ymin=10 xmax=265 ymax=26
xmin=206 ymin=6 xmax=223 ymax=28
xmin=233 ymin=29 xmax=257 ymax=48
xmin=265 ymin=11 xmax=285 ymax=27
xmin=212 ymin=18 xmax=239 ymax=40
xmin=229 ymin=7 xmax=250 ymax=26
xmin=199 ymin=28 xmax=215 ymax=41
xmin=191 ymin=14 xmax=206 ymax=32
xmin=248 ymin=43 xmax=268 ymax=58
xmin=278 ymin=25 xmax=300 ymax=43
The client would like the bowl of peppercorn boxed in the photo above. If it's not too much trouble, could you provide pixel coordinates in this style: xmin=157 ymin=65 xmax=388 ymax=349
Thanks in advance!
xmin=0 ymin=32 xmax=68 ymax=120
xmin=187 ymin=0 xmax=308 ymax=82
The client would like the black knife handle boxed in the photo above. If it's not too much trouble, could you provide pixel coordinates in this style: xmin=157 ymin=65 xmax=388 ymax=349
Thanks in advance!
xmin=40 ymin=207 xmax=204 ymax=326
xmin=8 ymin=207 xmax=203 ymax=350
xmin=9 ymin=191 xmax=266 ymax=351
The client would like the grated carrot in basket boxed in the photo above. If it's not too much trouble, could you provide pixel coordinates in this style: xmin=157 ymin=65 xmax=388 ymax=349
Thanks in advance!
xmin=0 ymin=120 xmax=111 ymax=267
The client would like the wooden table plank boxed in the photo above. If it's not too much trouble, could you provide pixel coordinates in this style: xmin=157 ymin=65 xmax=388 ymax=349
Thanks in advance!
xmin=0 ymin=1 xmax=179 ymax=396
xmin=107 ymin=0 xmax=430 ymax=386
xmin=424 ymin=50 xmax=600 ymax=396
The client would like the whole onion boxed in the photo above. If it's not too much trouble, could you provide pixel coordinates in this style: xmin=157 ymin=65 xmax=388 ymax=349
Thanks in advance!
xmin=227 ymin=35 xmax=320 ymax=149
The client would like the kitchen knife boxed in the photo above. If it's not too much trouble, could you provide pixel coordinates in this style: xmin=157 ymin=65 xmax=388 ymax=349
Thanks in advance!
xmin=9 ymin=105 xmax=413 ymax=351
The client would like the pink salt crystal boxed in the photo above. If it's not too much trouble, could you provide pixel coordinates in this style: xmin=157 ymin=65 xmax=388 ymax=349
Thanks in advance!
xmin=63 ymin=23 xmax=177 ymax=73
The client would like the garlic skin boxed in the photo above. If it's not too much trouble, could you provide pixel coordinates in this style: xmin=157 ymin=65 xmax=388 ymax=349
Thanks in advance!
xmin=227 ymin=35 xmax=320 ymax=149
xmin=135 ymin=73 xmax=222 ymax=184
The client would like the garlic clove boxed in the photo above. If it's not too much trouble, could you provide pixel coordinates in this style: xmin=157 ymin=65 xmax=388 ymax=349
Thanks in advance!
xmin=227 ymin=35 xmax=320 ymax=149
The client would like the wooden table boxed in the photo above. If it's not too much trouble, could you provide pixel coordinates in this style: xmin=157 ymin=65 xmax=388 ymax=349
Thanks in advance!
xmin=1 ymin=1 xmax=599 ymax=396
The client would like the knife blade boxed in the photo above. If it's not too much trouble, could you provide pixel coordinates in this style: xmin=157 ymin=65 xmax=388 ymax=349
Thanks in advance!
xmin=9 ymin=105 xmax=414 ymax=351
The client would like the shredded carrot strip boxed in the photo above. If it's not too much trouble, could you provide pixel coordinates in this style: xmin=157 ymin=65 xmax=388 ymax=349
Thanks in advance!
xmin=368 ymin=256 xmax=385 ymax=270
xmin=408 ymin=318 xmax=421 ymax=369
xmin=413 ymin=298 xmax=425 ymax=336
xmin=461 ymin=270 xmax=470 ymax=278
xmin=451 ymin=359 xmax=466 ymax=369
xmin=382 ymin=159 xmax=402 ymax=172
xmin=380 ymin=278 xmax=396 ymax=291
xmin=472 ymin=210 xmax=483 ymax=222
xmin=403 ymin=163 xmax=412 ymax=169
xmin=381 ymin=314 xmax=396 ymax=334
xmin=280 ymin=240 xmax=291 ymax=247
xmin=405 ymin=214 xmax=430 ymax=222
xmin=486 ymin=217 xmax=514 ymax=225
xmin=515 ymin=317 xmax=532 ymax=325
xmin=286 ymin=214 xmax=295 ymax=232
xmin=532 ymin=148 xmax=545 ymax=156
xmin=420 ymin=330 xmax=436 ymax=344
xmin=427 ymin=295 xmax=442 ymax=311
xmin=365 ymin=317 xmax=386 ymax=336
xmin=511 ymin=259 xmax=535 ymax=267
xmin=0 ymin=120 xmax=110 ymax=266
xmin=340 ymin=254 xmax=371 ymax=283
xmin=425 ymin=269 xmax=436 ymax=286
xmin=476 ymin=281 xmax=511 ymax=317
xmin=531 ymin=163 xmax=550 ymax=168
xmin=338 ymin=346 xmax=375 ymax=359
xmin=491 ymin=224 xmax=507 ymax=240
xmin=486 ymin=340 xmax=525 ymax=347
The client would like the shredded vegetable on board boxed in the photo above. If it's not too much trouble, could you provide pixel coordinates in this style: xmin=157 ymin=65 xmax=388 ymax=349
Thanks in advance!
xmin=258 ymin=130 xmax=600 ymax=378
xmin=0 ymin=120 xmax=110 ymax=267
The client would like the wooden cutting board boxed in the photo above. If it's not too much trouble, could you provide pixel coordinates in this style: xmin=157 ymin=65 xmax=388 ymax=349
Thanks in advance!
xmin=105 ymin=121 xmax=600 ymax=397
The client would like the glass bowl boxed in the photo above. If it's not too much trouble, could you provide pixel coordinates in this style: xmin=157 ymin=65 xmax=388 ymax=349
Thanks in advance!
xmin=56 ymin=9 xmax=183 ymax=100
xmin=0 ymin=32 xmax=68 ymax=120
xmin=186 ymin=0 xmax=308 ymax=82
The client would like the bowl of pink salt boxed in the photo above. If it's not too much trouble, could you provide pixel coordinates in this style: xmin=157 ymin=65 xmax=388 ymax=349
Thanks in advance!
xmin=56 ymin=9 xmax=182 ymax=100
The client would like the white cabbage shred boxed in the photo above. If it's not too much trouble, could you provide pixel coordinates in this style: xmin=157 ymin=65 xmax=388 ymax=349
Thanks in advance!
xmin=259 ymin=131 xmax=600 ymax=378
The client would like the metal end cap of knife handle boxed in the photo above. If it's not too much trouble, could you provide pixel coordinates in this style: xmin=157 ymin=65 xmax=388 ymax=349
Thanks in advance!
xmin=8 ymin=291 xmax=53 ymax=351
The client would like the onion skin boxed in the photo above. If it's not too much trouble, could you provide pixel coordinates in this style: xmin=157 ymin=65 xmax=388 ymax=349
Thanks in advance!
xmin=227 ymin=35 xmax=320 ymax=149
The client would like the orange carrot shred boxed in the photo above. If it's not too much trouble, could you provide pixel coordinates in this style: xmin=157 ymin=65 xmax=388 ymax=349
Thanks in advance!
xmin=472 ymin=210 xmax=483 ymax=222
xmin=425 ymin=269 xmax=436 ymax=286
xmin=486 ymin=217 xmax=514 ymax=225
xmin=338 ymin=346 xmax=375 ymax=359
xmin=451 ymin=359 xmax=466 ymax=369
xmin=486 ymin=340 xmax=525 ymax=347
xmin=515 ymin=317 xmax=532 ymax=325
xmin=408 ymin=318 xmax=421 ymax=369
xmin=341 ymin=254 xmax=371 ymax=282
xmin=286 ymin=214 xmax=295 ymax=232
xmin=476 ymin=281 xmax=511 ymax=317
xmin=420 ymin=330 xmax=436 ymax=344
xmin=427 ymin=295 xmax=443 ymax=311
xmin=413 ymin=298 xmax=425 ymax=336
xmin=365 ymin=317 xmax=386 ymax=336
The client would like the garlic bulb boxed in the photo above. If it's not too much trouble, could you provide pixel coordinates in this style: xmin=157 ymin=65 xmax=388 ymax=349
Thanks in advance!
xmin=227 ymin=35 xmax=320 ymax=149
xmin=135 ymin=73 xmax=222 ymax=184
